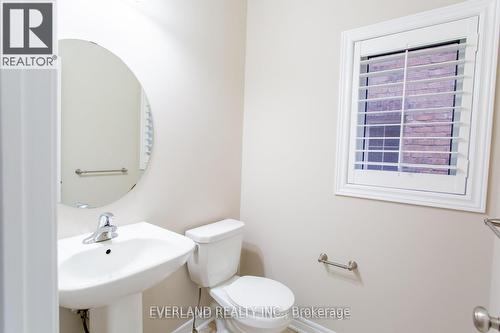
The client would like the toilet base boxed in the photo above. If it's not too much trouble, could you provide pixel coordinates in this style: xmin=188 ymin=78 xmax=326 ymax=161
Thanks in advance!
xmin=215 ymin=317 xmax=289 ymax=333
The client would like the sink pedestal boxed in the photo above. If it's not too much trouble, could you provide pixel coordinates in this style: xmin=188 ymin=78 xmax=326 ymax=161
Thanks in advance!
xmin=90 ymin=293 xmax=143 ymax=333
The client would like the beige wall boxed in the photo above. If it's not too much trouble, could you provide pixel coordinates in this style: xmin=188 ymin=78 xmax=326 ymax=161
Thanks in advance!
xmin=56 ymin=1 xmax=500 ymax=332
xmin=57 ymin=0 xmax=247 ymax=332
xmin=240 ymin=1 xmax=500 ymax=333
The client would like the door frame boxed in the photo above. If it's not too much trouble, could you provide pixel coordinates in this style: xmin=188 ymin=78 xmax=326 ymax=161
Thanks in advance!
xmin=0 ymin=69 xmax=59 ymax=332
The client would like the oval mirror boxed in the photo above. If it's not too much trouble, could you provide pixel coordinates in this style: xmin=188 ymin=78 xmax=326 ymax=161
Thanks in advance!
xmin=58 ymin=39 xmax=153 ymax=208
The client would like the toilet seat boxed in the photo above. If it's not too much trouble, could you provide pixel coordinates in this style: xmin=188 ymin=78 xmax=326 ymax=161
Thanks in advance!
xmin=209 ymin=276 xmax=294 ymax=330
xmin=224 ymin=276 xmax=294 ymax=315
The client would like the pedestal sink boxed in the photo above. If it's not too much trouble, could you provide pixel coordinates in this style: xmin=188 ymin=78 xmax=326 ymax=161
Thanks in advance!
xmin=58 ymin=222 xmax=195 ymax=333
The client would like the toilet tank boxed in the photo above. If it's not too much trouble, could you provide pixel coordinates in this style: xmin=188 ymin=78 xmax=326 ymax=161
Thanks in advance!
xmin=185 ymin=219 xmax=244 ymax=287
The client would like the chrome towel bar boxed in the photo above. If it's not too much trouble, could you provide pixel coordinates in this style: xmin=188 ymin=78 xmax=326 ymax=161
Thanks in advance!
xmin=75 ymin=168 xmax=128 ymax=175
xmin=485 ymin=218 xmax=500 ymax=239
xmin=318 ymin=253 xmax=358 ymax=271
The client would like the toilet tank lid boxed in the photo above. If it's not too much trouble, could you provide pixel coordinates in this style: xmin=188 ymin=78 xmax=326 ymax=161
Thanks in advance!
xmin=185 ymin=219 xmax=244 ymax=243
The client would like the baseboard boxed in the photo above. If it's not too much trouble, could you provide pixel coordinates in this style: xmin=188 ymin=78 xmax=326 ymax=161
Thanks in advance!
xmin=171 ymin=317 xmax=212 ymax=333
xmin=172 ymin=316 xmax=334 ymax=333
xmin=289 ymin=317 xmax=337 ymax=333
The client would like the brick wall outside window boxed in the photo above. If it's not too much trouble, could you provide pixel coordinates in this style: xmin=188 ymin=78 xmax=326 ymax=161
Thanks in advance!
xmin=360 ymin=44 xmax=460 ymax=175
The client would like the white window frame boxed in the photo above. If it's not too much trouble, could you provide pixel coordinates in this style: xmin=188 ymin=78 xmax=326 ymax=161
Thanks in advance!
xmin=335 ymin=0 xmax=500 ymax=212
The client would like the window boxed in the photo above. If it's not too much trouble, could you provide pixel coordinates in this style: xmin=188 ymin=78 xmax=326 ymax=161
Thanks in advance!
xmin=359 ymin=42 xmax=464 ymax=175
xmin=335 ymin=0 xmax=500 ymax=212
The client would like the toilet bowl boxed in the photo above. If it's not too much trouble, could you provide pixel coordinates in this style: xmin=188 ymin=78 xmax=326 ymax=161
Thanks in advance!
xmin=185 ymin=220 xmax=295 ymax=333
xmin=210 ymin=275 xmax=294 ymax=333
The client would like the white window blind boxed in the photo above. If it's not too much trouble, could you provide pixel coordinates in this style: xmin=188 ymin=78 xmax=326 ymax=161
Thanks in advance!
xmin=356 ymin=42 xmax=466 ymax=176
xmin=140 ymin=90 xmax=153 ymax=170
xmin=346 ymin=16 xmax=479 ymax=195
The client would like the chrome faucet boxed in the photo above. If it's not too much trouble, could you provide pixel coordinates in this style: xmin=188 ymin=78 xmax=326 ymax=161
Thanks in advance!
xmin=82 ymin=212 xmax=118 ymax=244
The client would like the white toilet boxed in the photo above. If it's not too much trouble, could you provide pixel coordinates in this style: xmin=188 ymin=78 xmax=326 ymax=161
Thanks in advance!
xmin=185 ymin=219 xmax=295 ymax=333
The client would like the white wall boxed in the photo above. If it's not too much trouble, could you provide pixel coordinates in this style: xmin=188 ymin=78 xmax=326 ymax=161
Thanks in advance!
xmin=240 ymin=1 xmax=500 ymax=332
xmin=57 ymin=0 xmax=247 ymax=332
xmin=60 ymin=39 xmax=142 ymax=208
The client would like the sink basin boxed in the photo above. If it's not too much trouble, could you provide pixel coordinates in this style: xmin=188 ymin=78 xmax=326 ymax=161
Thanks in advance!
xmin=58 ymin=222 xmax=195 ymax=309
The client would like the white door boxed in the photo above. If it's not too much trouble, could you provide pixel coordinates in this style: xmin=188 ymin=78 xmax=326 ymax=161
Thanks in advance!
xmin=473 ymin=219 xmax=500 ymax=332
